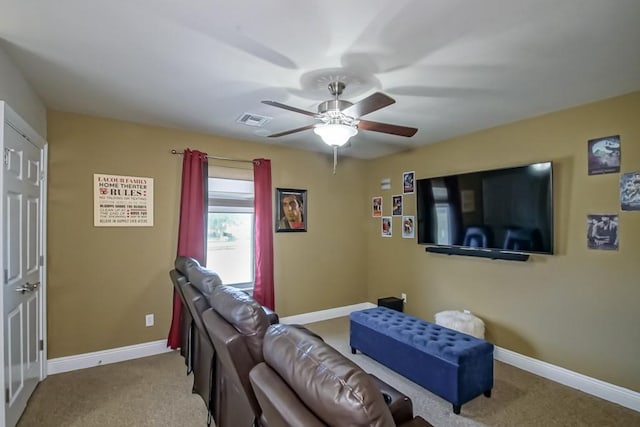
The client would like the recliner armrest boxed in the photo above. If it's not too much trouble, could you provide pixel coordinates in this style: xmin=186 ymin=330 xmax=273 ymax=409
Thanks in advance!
xmin=369 ymin=374 xmax=413 ymax=425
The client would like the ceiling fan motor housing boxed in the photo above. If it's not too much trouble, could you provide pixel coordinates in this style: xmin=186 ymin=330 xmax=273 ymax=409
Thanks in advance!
xmin=317 ymin=99 xmax=353 ymax=114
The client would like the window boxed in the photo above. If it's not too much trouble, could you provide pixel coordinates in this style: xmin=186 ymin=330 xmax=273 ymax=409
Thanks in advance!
xmin=206 ymin=177 xmax=254 ymax=289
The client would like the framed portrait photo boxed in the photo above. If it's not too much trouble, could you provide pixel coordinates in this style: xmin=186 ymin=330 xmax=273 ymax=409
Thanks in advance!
xmin=276 ymin=188 xmax=307 ymax=232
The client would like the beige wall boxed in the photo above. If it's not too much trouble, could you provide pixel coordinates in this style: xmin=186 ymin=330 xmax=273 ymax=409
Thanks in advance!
xmin=366 ymin=92 xmax=640 ymax=392
xmin=46 ymin=93 xmax=639 ymax=392
xmin=46 ymin=111 xmax=368 ymax=358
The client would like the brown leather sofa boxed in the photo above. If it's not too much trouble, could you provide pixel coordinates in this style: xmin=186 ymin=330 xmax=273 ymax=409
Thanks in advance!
xmin=201 ymin=285 xmax=415 ymax=427
xmin=172 ymin=257 xmax=421 ymax=426
xmin=250 ymin=324 xmax=434 ymax=427
xmin=170 ymin=256 xmax=277 ymax=426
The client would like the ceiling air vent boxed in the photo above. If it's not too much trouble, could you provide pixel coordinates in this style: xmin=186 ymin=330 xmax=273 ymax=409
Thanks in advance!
xmin=237 ymin=113 xmax=272 ymax=127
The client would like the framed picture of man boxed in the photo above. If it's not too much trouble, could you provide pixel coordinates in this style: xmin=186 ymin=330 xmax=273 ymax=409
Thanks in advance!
xmin=276 ymin=188 xmax=307 ymax=232
xmin=587 ymin=213 xmax=619 ymax=250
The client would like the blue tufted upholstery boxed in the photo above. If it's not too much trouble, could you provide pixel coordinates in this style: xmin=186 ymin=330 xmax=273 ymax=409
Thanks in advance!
xmin=350 ymin=307 xmax=494 ymax=414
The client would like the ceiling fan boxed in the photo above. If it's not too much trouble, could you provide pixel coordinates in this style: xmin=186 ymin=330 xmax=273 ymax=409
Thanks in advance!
xmin=261 ymin=81 xmax=418 ymax=148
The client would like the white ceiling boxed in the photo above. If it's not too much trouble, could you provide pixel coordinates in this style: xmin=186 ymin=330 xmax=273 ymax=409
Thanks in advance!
xmin=1 ymin=0 xmax=639 ymax=159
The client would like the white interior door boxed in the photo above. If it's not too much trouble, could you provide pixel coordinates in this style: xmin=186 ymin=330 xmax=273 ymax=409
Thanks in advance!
xmin=2 ymin=109 xmax=45 ymax=427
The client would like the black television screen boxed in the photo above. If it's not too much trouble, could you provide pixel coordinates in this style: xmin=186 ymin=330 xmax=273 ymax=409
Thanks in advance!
xmin=416 ymin=162 xmax=554 ymax=255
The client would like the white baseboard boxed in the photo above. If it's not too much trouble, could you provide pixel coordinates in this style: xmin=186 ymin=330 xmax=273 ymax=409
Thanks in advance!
xmin=279 ymin=302 xmax=376 ymax=325
xmin=47 ymin=339 xmax=173 ymax=375
xmin=494 ymin=346 xmax=640 ymax=412
xmin=45 ymin=303 xmax=639 ymax=414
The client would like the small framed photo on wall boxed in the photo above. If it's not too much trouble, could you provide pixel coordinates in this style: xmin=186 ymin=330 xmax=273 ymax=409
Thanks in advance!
xmin=403 ymin=171 xmax=415 ymax=194
xmin=621 ymin=172 xmax=640 ymax=211
xmin=587 ymin=213 xmax=618 ymax=250
xmin=381 ymin=216 xmax=392 ymax=237
xmin=402 ymin=215 xmax=415 ymax=239
xmin=372 ymin=196 xmax=383 ymax=217
xmin=276 ymin=188 xmax=307 ymax=232
xmin=392 ymin=195 xmax=403 ymax=216
xmin=588 ymin=135 xmax=620 ymax=175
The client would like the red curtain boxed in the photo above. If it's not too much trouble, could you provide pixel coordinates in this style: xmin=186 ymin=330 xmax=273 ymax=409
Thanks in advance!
xmin=167 ymin=149 xmax=208 ymax=349
xmin=253 ymin=159 xmax=275 ymax=310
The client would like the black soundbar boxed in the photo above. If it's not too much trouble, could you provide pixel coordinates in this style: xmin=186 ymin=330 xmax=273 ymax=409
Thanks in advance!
xmin=424 ymin=246 xmax=530 ymax=262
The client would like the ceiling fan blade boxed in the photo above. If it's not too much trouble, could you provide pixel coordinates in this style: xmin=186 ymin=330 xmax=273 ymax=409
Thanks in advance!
xmin=267 ymin=124 xmax=317 ymax=138
xmin=358 ymin=120 xmax=418 ymax=137
xmin=261 ymin=100 xmax=319 ymax=118
xmin=341 ymin=92 xmax=396 ymax=118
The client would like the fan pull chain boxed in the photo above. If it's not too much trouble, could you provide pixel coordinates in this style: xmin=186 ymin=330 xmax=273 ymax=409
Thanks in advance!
xmin=333 ymin=146 xmax=338 ymax=174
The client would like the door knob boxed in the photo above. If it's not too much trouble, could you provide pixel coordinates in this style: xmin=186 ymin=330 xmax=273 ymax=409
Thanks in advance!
xmin=26 ymin=281 xmax=40 ymax=291
xmin=14 ymin=282 xmax=40 ymax=293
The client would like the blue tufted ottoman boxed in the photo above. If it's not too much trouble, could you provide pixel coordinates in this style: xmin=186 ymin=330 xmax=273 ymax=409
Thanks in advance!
xmin=350 ymin=307 xmax=494 ymax=414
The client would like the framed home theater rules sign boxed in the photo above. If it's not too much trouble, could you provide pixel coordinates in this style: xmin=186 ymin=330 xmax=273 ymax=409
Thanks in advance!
xmin=94 ymin=173 xmax=154 ymax=226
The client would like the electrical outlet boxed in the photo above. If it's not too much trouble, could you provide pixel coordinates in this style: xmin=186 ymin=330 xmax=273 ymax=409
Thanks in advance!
xmin=401 ymin=293 xmax=407 ymax=303
xmin=145 ymin=314 xmax=154 ymax=327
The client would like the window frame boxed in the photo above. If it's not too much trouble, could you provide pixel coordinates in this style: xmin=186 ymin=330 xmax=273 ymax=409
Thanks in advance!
xmin=206 ymin=168 xmax=255 ymax=291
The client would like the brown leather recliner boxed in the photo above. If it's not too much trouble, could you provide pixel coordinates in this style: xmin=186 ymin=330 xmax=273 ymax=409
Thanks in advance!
xmin=172 ymin=256 xmax=279 ymax=426
xmin=178 ymin=258 xmax=224 ymax=423
xmin=201 ymin=285 xmax=271 ymax=427
xmin=250 ymin=324 xmax=434 ymax=427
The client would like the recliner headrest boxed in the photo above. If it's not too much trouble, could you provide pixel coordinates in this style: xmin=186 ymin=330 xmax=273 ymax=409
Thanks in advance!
xmin=209 ymin=286 xmax=269 ymax=363
xmin=262 ymin=324 xmax=395 ymax=427
xmin=174 ymin=256 xmax=200 ymax=276
xmin=186 ymin=263 xmax=223 ymax=297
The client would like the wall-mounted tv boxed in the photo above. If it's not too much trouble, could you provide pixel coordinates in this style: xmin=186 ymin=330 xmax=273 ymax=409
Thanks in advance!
xmin=416 ymin=162 xmax=554 ymax=256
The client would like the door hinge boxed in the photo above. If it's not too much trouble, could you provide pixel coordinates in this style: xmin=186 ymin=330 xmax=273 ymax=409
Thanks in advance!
xmin=5 ymin=388 xmax=8 ymax=404
xmin=3 ymin=269 xmax=7 ymax=284
xmin=3 ymin=148 xmax=9 ymax=166
xmin=39 ymin=340 xmax=44 ymax=351
xmin=39 ymin=255 xmax=44 ymax=266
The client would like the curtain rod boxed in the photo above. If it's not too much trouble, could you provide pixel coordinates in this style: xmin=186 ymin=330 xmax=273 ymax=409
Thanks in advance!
xmin=170 ymin=149 xmax=255 ymax=164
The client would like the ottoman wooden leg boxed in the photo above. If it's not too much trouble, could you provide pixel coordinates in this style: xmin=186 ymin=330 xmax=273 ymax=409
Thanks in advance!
xmin=484 ymin=389 xmax=492 ymax=398
xmin=351 ymin=347 xmax=357 ymax=354
xmin=453 ymin=404 xmax=461 ymax=415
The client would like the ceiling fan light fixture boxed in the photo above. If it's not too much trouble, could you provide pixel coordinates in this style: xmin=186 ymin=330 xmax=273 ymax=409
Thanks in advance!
xmin=313 ymin=123 xmax=358 ymax=147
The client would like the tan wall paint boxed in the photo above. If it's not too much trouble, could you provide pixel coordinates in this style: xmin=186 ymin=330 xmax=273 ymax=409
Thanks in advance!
xmin=46 ymin=111 xmax=368 ymax=358
xmin=366 ymin=92 xmax=640 ymax=392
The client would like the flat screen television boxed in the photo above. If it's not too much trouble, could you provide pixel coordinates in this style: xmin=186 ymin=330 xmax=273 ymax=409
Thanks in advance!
xmin=416 ymin=161 xmax=554 ymax=255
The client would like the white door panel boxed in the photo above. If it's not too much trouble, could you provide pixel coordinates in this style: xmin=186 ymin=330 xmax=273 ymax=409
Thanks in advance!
xmin=2 ymin=106 xmax=45 ymax=427
xmin=5 ymin=192 xmax=21 ymax=283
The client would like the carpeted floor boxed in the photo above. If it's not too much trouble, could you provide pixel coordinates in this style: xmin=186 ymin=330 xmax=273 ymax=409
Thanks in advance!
xmin=17 ymin=351 xmax=207 ymax=427
xmin=17 ymin=316 xmax=640 ymax=426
